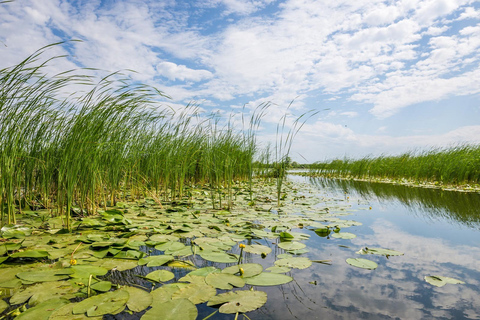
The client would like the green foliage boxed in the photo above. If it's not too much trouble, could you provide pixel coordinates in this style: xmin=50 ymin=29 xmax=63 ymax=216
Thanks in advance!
xmin=310 ymin=144 xmax=480 ymax=185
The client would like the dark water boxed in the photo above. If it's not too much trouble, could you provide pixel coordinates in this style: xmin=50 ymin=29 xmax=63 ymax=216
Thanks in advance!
xmin=107 ymin=176 xmax=480 ymax=320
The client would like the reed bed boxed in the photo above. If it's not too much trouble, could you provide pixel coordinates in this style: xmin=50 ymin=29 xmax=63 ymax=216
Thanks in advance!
xmin=310 ymin=145 xmax=480 ymax=186
xmin=0 ymin=47 xmax=261 ymax=229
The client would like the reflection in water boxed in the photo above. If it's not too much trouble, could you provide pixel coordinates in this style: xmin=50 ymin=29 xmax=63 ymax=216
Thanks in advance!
xmin=308 ymin=177 xmax=480 ymax=228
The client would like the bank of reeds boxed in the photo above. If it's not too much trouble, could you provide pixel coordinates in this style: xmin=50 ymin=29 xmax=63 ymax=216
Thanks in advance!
xmin=0 ymin=46 xmax=261 ymax=228
xmin=310 ymin=145 xmax=480 ymax=186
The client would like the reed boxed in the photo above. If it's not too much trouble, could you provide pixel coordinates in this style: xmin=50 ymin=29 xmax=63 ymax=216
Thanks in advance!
xmin=310 ymin=145 xmax=480 ymax=185
xmin=0 ymin=47 xmax=261 ymax=229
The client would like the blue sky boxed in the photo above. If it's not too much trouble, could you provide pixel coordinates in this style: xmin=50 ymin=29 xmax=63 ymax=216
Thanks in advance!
xmin=1 ymin=0 xmax=479 ymax=162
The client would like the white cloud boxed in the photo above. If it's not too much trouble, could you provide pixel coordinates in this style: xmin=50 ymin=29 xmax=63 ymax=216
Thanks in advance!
xmin=156 ymin=62 xmax=213 ymax=82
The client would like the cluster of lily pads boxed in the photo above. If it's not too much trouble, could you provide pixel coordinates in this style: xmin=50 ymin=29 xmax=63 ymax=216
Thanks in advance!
xmin=0 ymin=180 xmax=465 ymax=319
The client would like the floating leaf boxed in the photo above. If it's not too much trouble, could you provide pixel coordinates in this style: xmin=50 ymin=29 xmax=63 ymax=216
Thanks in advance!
xmin=356 ymin=247 xmax=404 ymax=256
xmin=16 ymin=298 xmax=69 ymax=320
xmin=205 ymin=273 xmax=245 ymax=290
xmin=10 ymin=250 xmax=49 ymax=259
xmin=123 ymin=286 xmax=152 ymax=312
xmin=207 ymin=290 xmax=267 ymax=314
xmin=265 ymin=266 xmax=291 ymax=273
xmin=187 ymin=266 xmax=220 ymax=277
xmin=278 ymin=241 xmax=306 ymax=250
xmin=141 ymin=298 xmax=197 ymax=320
xmin=145 ymin=270 xmax=175 ymax=282
xmin=72 ymin=290 xmax=129 ymax=316
xmin=0 ymin=300 xmax=7 ymax=313
xmin=138 ymin=255 xmax=174 ymax=267
xmin=331 ymin=232 xmax=356 ymax=239
xmin=70 ymin=265 xmax=108 ymax=278
xmin=244 ymin=272 xmax=293 ymax=286
xmin=49 ymin=303 xmax=103 ymax=320
xmin=91 ymin=281 xmax=111 ymax=292
xmin=16 ymin=269 xmax=72 ymax=283
xmin=172 ymin=283 xmax=217 ymax=304
xmin=222 ymin=263 xmax=263 ymax=278
xmin=346 ymin=258 xmax=378 ymax=270
xmin=243 ymin=244 xmax=272 ymax=255
xmin=10 ymin=281 xmax=80 ymax=306
xmin=275 ymin=257 xmax=312 ymax=269
xmin=199 ymin=251 xmax=239 ymax=263
xmin=424 ymin=275 xmax=465 ymax=287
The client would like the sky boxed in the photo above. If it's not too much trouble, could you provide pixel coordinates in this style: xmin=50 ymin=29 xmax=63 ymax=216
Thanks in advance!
xmin=1 ymin=0 xmax=479 ymax=162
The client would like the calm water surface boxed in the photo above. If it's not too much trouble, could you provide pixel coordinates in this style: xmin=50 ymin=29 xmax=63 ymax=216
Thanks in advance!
xmin=108 ymin=176 xmax=480 ymax=320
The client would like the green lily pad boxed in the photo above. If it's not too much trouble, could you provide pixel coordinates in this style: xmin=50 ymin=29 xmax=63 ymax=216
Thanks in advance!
xmin=243 ymin=244 xmax=272 ymax=255
xmin=16 ymin=269 xmax=72 ymax=283
xmin=150 ymin=283 xmax=186 ymax=304
xmin=171 ymin=283 xmax=217 ymax=304
xmin=265 ymin=266 xmax=291 ymax=273
xmin=141 ymin=298 xmax=197 ymax=320
xmin=244 ymin=272 xmax=293 ymax=286
xmin=123 ymin=286 xmax=153 ymax=312
xmin=72 ymin=290 xmax=129 ymax=316
xmin=155 ymin=241 xmax=185 ymax=252
xmin=49 ymin=303 xmax=103 ymax=320
xmin=207 ymin=290 xmax=267 ymax=314
xmin=278 ymin=241 xmax=306 ymax=250
xmin=424 ymin=275 xmax=465 ymax=287
xmin=346 ymin=258 xmax=378 ymax=270
xmin=205 ymin=273 xmax=245 ymax=290
xmin=10 ymin=250 xmax=49 ymax=259
xmin=16 ymin=298 xmax=69 ymax=320
xmin=138 ymin=255 xmax=174 ymax=267
xmin=145 ymin=269 xmax=175 ymax=282
xmin=222 ymin=263 xmax=263 ymax=278
xmin=10 ymin=281 xmax=80 ymax=306
xmin=274 ymin=257 xmax=312 ymax=269
xmin=187 ymin=266 xmax=220 ymax=277
xmin=199 ymin=251 xmax=239 ymax=263
xmin=331 ymin=232 xmax=356 ymax=239
xmin=90 ymin=281 xmax=112 ymax=292
xmin=356 ymin=247 xmax=404 ymax=256
xmin=0 ymin=299 xmax=7 ymax=313
xmin=70 ymin=265 xmax=109 ymax=278
xmin=98 ymin=258 xmax=138 ymax=271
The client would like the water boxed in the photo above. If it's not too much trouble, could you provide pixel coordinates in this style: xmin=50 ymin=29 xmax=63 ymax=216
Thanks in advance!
xmin=105 ymin=176 xmax=480 ymax=320
xmin=242 ymin=176 xmax=480 ymax=320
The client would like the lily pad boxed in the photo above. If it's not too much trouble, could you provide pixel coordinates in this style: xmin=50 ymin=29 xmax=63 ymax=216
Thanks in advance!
xmin=243 ymin=244 xmax=272 ymax=255
xmin=265 ymin=266 xmax=291 ymax=273
xmin=199 ymin=251 xmax=239 ymax=263
xmin=16 ymin=298 xmax=69 ymax=320
xmin=171 ymin=283 xmax=217 ymax=304
xmin=207 ymin=290 xmax=267 ymax=314
xmin=138 ymin=255 xmax=174 ymax=267
xmin=205 ymin=273 xmax=245 ymax=290
xmin=49 ymin=303 xmax=103 ymax=320
xmin=70 ymin=265 xmax=109 ymax=278
xmin=346 ymin=258 xmax=378 ymax=270
xmin=274 ymin=257 xmax=312 ymax=269
xmin=123 ymin=286 xmax=153 ymax=312
xmin=424 ymin=275 xmax=465 ymax=287
xmin=145 ymin=269 xmax=175 ymax=282
xmin=331 ymin=232 xmax=356 ymax=239
xmin=244 ymin=272 xmax=293 ymax=286
xmin=0 ymin=299 xmax=7 ymax=313
xmin=16 ymin=269 xmax=72 ymax=283
xmin=10 ymin=281 xmax=80 ymax=306
xmin=10 ymin=250 xmax=49 ymax=259
xmin=278 ymin=241 xmax=306 ymax=250
xmin=222 ymin=263 xmax=263 ymax=278
xmin=72 ymin=290 xmax=129 ymax=316
xmin=356 ymin=247 xmax=404 ymax=256
xmin=187 ymin=266 xmax=220 ymax=277
xmin=141 ymin=298 xmax=197 ymax=320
